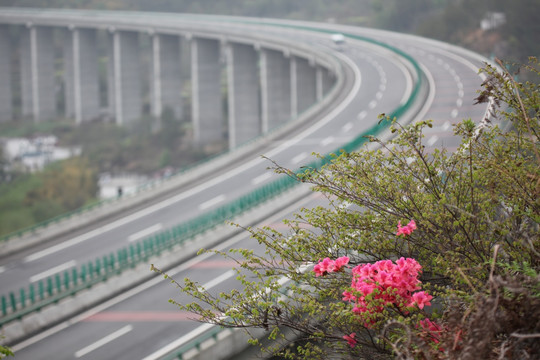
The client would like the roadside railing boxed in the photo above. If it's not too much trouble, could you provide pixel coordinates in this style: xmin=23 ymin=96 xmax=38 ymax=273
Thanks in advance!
xmin=0 ymin=172 xmax=299 ymax=327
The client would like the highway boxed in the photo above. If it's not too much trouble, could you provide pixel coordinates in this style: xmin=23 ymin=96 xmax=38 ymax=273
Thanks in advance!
xmin=0 ymin=11 xmax=492 ymax=360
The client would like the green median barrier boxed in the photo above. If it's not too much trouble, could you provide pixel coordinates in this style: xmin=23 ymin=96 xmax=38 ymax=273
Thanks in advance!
xmin=9 ymin=293 xmax=16 ymax=313
xmin=29 ymin=284 xmax=35 ymax=304
xmin=38 ymin=281 xmax=44 ymax=301
xmin=72 ymin=268 xmax=78 ymax=286
xmin=55 ymin=274 xmax=62 ymax=293
xmin=1 ymin=296 xmax=6 ymax=316
xmin=46 ymin=278 xmax=53 ymax=296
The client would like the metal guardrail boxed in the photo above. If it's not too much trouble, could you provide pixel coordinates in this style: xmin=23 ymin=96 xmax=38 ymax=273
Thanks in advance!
xmin=0 ymin=173 xmax=298 ymax=326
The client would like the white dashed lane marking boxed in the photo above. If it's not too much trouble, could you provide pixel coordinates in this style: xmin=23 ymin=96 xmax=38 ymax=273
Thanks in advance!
xmin=199 ymin=195 xmax=226 ymax=210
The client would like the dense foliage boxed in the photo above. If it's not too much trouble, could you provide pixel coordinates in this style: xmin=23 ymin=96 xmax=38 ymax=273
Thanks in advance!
xmin=0 ymin=157 xmax=97 ymax=236
xmin=157 ymin=58 xmax=539 ymax=359
xmin=0 ymin=110 xmax=219 ymax=237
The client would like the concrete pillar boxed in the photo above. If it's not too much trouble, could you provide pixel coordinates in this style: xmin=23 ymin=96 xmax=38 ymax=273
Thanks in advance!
xmin=295 ymin=57 xmax=317 ymax=115
xmin=191 ymin=37 xmax=222 ymax=145
xmin=107 ymin=30 xmax=141 ymax=126
xmin=290 ymin=56 xmax=298 ymax=119
xmin=226 ymin=42 xmax=260 ymax=148
xmin=321 ymin=67 xmax=335 ymax=97
xmin=316 ymin=66 xmax=324 ymax=102
xmin=21 ymin=25 xmax=56 ymax=122
xmin=260 ymin=48 xmax=290 ymax=133
xmin=151 ymin=33 xmax=182 ymax=121
xmin=64 ymin=27 xmax=99 ymax=123
xmin=0 ymin=25 xmax=12 ymax=121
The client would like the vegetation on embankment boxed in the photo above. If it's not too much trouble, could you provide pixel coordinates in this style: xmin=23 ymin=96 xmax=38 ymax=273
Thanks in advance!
xmin=0 ymin=112 xmax=224 ymax=238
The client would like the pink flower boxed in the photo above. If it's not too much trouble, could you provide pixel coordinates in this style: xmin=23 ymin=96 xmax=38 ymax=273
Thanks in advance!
xmin=410 ymin=291 xmax=433 ymax=309
xmin=397 ymin=219 xmax=417 ymax=236
xmin=313 ymin=256 xmax=349 ymax=276
xmin=342 ymin=290 xmax=356 ymax=302
xmin=334 ymin=256 xmax=350 ymax=269
xmin=343 ymin=332 xmax=357 ymax=347
xmin=313 ymin=257 xmax=333 ymax=276
xmin=313 ymin=263 xmax=325 ymax=277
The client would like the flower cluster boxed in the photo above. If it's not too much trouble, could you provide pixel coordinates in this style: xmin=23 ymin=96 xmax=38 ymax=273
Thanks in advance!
xmin=396 ymin=219 xmax=416 ymax=236
xmin=313 ymin=256 xmax=349 ymax=277
xmin=343 ymin=332 xmax=357 ymax=347
xmin=344 ymin=257 xmax=432 ymax=316
xmin=313 ymin=220 xmax=440 ymax=348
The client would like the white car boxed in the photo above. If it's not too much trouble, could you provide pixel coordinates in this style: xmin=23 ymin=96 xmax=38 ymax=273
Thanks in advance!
xmin=331 ymin=33 xmax=346 ymax=51
xmin=331 ymin=33 xmax=345 ymax=44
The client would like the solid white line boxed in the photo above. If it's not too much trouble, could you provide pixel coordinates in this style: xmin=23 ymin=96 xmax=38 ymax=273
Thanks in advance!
xmin=140 ymin=323 xmax=214 ymax=360
xmin=199 ymin=195 xmax=226 ymax=211
xmin=393 ymin=56 xmax=413 ymax=105
xmin=29 ymin=260 xmax=77 ymax=283
xmin=291 ymin=152 xmax=308 ymax=164
xmin=414 ymin=62 xmax=437 ymax=125
xmin=321 ymin=136 xmax=334 ymax=146
xmin=251 ymin=172 xmax=273 ymax=185
xmin=200 ymin=269 xmax=236 ymax=291
xmin=128 ymin=223 xmax=163 ymax=242
xmin=22 ymin=51 xmax=362 ymax=264
xmin=74 ymin=325 xmax=133 ymax=358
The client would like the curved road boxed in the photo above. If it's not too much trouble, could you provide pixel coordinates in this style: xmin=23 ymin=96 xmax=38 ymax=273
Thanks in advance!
xmin=0 ymin=11 xmax=492 ymax=360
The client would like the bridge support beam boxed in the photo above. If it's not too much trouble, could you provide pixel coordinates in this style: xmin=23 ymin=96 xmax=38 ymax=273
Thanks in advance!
xmin=0 ymin=25 xmax=11 ymax=122
xmin=64 ymin=28 xmax=99 ymax=123
xmin=108 ymin=30 xmax=141 ymax=126
xmin=320 ymin=66 xmax=335 ymax=97
xmin=191 ymin=37 xmax=223 ymax=146
xmin=260 ymin=48 xmax=290 ymax=133
xmin=295 ymin=57 xmax=317 ymax=115
xmin=21 ymin=25 xmax=56 ymax=122
xmin=151 ymin=33 xmax=183 ymax=123
xmin=316 ymin=66 xmax=324 ymax=102
xmin=226 ymin=42 xmax=261 ymax=148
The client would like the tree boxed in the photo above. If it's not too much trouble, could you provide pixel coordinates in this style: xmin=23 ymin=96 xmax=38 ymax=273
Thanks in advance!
xmin=156 ymin=59 xmax=539 ymax=359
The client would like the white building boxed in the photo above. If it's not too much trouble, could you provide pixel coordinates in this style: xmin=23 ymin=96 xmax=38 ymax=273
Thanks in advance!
xmin=481 ymin=12 xmax=506 ymax=31
xmin=1 ymin=136 xmax=81 ymax=172
xmin=98 ymin=173 xmax=149 ymax=199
